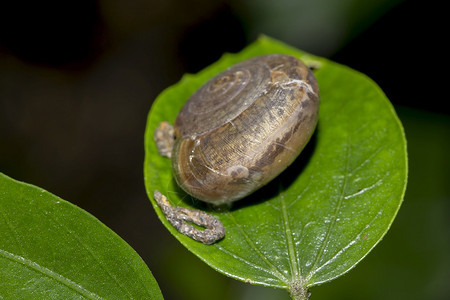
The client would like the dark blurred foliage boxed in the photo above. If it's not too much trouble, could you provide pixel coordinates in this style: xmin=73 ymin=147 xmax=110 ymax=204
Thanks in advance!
xmin=332 ymin=0 xmax=448 ymax=115
xmin=0 ymin=1 xmax=101 ymax=67
xmin=0 ymin=0 xmax=448 ymax=299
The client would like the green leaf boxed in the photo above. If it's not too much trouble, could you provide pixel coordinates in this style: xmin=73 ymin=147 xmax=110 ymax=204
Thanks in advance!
xmin=0 ymin=173 xmax=163 ymax=300
xmin=144 ymin=36 xmax=407 ymax=296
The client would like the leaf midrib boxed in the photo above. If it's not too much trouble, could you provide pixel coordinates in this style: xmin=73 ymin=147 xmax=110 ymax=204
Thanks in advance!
xmin=0 ymin=248 xmax=104 ymax=300
xmin=47 ymin=212 xmax=139 ymax=299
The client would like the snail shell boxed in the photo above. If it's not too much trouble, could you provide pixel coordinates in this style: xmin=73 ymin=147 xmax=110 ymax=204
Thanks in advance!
xmin=172 ymin=54 xmax=319 ymax=204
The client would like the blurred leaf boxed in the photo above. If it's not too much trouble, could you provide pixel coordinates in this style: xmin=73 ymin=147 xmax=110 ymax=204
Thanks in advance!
xmin=0 ymin=173 xmax=163 ymax=299
xmin=233 ymin=0 xmax=405 ymax=56
xmin=144 ymin=36 xmax=407 ymax=297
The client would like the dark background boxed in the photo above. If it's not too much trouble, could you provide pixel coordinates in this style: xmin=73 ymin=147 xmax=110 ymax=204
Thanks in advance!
xmin=1 ymin=0 xmax=448 ymax=299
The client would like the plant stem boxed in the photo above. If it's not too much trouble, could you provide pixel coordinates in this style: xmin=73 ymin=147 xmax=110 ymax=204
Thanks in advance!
xmin=289 ymin=283 xmax=310 ymax=300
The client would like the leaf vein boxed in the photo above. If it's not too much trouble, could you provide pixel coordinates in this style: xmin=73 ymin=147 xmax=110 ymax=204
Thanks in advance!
xmin=311 ymin=203 xmax=387 ymax=281
xmin=214 ymin=244 xmax=284 ymax=280
xmin=348 ymin=145 xmax=384 ymax=176
xmin=307 ymin=139 xmax=352 ymax=279
xmin=287 ymin=178 xmax=313 ymax=209
xmin=344 ymin=177 xmax=384 ymax=200
xmin=225 ymin=212 xmax=289 ymax=283
xmin=279 ymin=190 xmax=301 ymax=282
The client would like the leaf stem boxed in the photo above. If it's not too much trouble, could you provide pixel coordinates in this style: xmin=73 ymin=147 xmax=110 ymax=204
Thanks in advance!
xmin=289 ymin=282 xmax=310 ymax=300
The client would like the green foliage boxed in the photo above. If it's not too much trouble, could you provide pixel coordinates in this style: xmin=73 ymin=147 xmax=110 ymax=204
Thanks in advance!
xmin=0 ymin=173 xmax=163 ymax=299
xmin=144 ymin=36 xmax=407 ymax=297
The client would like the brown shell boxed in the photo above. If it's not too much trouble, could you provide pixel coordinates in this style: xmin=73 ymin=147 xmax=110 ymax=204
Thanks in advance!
xmin=172 ymin=54 xmax=319 ymax=204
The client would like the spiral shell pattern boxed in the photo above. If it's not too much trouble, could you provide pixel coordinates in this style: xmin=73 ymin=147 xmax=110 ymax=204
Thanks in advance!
xmin=172 ymin=54 xmax=319 ymax=204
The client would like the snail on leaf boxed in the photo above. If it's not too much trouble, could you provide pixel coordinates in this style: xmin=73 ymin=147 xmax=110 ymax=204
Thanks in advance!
xmin=153 ymin=54 xmax=319 ymax=244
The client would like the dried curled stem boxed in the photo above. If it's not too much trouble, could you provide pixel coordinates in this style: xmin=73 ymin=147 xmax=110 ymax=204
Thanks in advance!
xmin=153 ymin=190 xmax=225 ymax=244
xmin=153 ymin=121 xmax=175 ymax=158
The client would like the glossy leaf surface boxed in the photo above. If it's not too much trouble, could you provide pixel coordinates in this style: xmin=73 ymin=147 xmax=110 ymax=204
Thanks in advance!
xmin=0 ymin=173 xmax=163 ymax=299
xmin=144 ymin=36 xmax=407 ymax=294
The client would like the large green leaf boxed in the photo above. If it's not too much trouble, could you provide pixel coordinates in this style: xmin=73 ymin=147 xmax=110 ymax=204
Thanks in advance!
xmin=0 ymin=173 xmax=163 ymax=300
xmin=144 ymin=36 xmax=407 ymax=297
